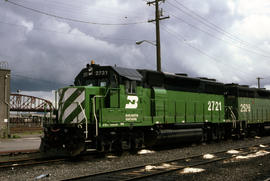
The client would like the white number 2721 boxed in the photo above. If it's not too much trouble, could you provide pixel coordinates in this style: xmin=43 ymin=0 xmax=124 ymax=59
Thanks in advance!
xmin=208 ymin=101 xmax=222 ymax=111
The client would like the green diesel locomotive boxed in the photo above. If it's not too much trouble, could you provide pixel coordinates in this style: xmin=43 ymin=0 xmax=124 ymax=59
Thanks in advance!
xmin=40 ymin=62 xmax=270 ymax=155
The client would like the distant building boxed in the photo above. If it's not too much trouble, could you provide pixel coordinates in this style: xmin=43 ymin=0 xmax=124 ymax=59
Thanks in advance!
xmin=0 ymin=67 xmax=10 ymax=138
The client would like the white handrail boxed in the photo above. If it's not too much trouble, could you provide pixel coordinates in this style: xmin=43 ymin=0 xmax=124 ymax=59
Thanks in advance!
xmin=92 ymin=88 xmax=119 ymax=137
xmin=92 ymin=96 xmax=102 ymax=137
xmin=75 ymin=102 xmax=88 ymax=139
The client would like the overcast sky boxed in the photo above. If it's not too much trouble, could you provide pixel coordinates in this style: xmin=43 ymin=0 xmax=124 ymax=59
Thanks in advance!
xmin=1 ymin=0 xmax=270 ymax=102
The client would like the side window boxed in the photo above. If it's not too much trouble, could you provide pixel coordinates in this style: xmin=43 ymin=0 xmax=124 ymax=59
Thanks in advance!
xmin=111 ymin=74 xmax=118 ymax=88
xmin=125 ymin=80 xmax=136 ymax=94
xmin=99 ymin=78 xmax=108 ymax=87
xmin=131 ymin=81 xmax=136 ymax=93
xmin=100 ymin=82 xmax=106 ymax=87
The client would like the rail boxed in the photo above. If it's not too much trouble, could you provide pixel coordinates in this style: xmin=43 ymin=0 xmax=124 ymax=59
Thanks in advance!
xmin=64 ymin=142 xmax=270 ymax=180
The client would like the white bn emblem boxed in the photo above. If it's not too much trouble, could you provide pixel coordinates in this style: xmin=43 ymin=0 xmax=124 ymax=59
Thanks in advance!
xmin=125 ymin=96 xmax=138 ymax=109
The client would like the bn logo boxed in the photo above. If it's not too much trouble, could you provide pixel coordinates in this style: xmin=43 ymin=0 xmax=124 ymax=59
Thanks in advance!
xmin=125 ymin=96 xmax=138 ymax=109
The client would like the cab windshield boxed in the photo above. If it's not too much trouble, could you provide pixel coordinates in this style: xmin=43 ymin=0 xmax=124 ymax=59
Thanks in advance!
xmin=85 ymin=78 xmax=108 ymax=87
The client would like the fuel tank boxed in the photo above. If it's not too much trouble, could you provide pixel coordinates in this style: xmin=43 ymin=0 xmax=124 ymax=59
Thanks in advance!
xmin=145 ymin=128 xmax=203 ymax=147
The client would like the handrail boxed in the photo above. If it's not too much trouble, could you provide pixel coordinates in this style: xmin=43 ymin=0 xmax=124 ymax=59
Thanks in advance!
xmin=92 ymin=87 xmax=120 ymax=137
xmin=227 ymin=106 xmax=237 ymax=128
xmin=92 ymin=96 xmax=99 ymax=137
xmin=227 ymin=106 xmax=237 ymax=120
xmin=76 ymin=102 xmax=88 ymax=139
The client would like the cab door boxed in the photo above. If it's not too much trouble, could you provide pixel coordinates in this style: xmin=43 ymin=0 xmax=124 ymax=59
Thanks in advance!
xmin=109 ymin=73 xmax=120 ymax=108
xmin=152 ymin=87 xmax=167 ymax=124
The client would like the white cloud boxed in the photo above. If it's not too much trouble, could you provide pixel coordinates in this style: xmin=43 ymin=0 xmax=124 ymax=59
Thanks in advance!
xmin=237 ymin=0 xmax=270 ymax=16
xmin=233 ymin=15 xmax=270 ymax=40
xmin=20 ymin=20 xmax=33 ymax=33
xmin=227 ymin=0 xmax=236 ymax=15
xmin=264 ymin=85 xmax=270 ymax=89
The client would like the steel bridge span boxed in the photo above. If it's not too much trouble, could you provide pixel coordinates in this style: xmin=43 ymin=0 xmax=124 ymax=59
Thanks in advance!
xmin=10 ymin=94 xmax=53 ymax=112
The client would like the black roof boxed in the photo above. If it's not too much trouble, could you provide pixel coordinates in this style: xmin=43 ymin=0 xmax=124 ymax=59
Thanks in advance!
xmin=225 ymin=83 xmax=270 ymax=98
xmin=112 ymin=66 xmax=143 ymax=81
xmin=138 ymin=69 xmax=225 ymax=95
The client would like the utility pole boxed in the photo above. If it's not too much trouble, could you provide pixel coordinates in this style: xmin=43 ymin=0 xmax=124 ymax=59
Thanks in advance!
xmin=147 ymin=0 xmax=169 ymax=72
xmin=257 ymin=77 xmax=264 ymax=89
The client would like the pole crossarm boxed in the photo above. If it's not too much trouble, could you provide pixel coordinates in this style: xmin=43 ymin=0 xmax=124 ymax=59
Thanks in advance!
xmin=136 ymin=40 xmax=157 ymax=46
xmin=148 ymin=16 xmax=170 ymax=23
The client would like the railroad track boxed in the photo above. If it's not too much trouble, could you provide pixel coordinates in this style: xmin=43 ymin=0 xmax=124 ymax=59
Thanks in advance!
xmin=0 ymin=149 xmax=99 ymax=169
xmin=0 ymin=149 xmax=42 ymax=165
xmin=0 ymin=149 xmax=39 ymax=156
xmin=0 ymin=156 xmax=67 ymax=169
xmin=64 ymin=143 xmax=270 ymax=181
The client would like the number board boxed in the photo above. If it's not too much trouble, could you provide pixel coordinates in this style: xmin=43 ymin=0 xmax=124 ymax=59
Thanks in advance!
xmin=94 ymin=70 xmax=109 ymax=77
xmin=240 ymin=104 xmax=251 ymax=112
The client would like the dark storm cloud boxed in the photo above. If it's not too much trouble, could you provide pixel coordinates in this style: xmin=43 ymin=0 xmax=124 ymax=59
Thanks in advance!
xmin=0 ymin=0 xmax=148 ymax=92
xmin=10 ymin=76 xmax=66 ymax=92
xmin=161 ymin=0 xmax=270 ymax=86
xmin=1 ymin=0 xmax=270 ymax=98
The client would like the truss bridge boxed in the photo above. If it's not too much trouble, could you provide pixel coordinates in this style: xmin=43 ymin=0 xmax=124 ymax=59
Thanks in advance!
xmin=10 ymin=94 xmax=53 ymax=112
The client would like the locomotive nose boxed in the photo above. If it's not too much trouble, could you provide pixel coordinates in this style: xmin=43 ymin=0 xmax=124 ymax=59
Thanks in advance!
xmin=58 ymin=87 xmax=86 ymax=124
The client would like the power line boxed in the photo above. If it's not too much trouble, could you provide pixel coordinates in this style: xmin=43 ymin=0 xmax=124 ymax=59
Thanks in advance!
xmin=167 ymin=0 xmax=270 ymax=56
xmin=0 ymin=19 xmax=139 ymax=42
xmin=168 ymin=0 xmax=244 ymax=43
xmin=43 ymin=0 xmax=147 ymax=20
xmin=169 ymin=13 xmax=270 ymax=59
xmin=5 ymin=0 xmax=148 ymax=26
xmin=14 ymin=0 xmax=147 ymax=22
xmin=161 ymin=25 xmax=252 ymax=82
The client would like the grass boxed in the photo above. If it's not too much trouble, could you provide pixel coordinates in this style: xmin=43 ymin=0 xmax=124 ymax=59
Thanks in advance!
xmin=11 ymin=134 xmax=21 ymax=139
xmin=8 ymin=131 xmax=43 ymax=139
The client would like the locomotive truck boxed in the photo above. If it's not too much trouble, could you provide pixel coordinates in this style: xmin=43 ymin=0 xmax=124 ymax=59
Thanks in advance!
xmin=40 ymin=62 xmax=270 ymax=156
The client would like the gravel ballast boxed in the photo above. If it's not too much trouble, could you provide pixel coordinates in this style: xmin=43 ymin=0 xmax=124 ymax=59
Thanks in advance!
xmin=1 ymin=136 xmax=270 ymax=180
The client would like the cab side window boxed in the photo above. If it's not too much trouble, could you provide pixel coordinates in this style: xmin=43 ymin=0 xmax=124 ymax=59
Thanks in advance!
xmin=111 ymin=74 xmax=118 ymax=88
xmin=125 ymin=80 xmax=136 ymax=94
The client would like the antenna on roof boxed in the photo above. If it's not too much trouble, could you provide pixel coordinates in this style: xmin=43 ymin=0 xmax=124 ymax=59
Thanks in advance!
xmin=257 ymin=77 xmax=263 ymax=89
